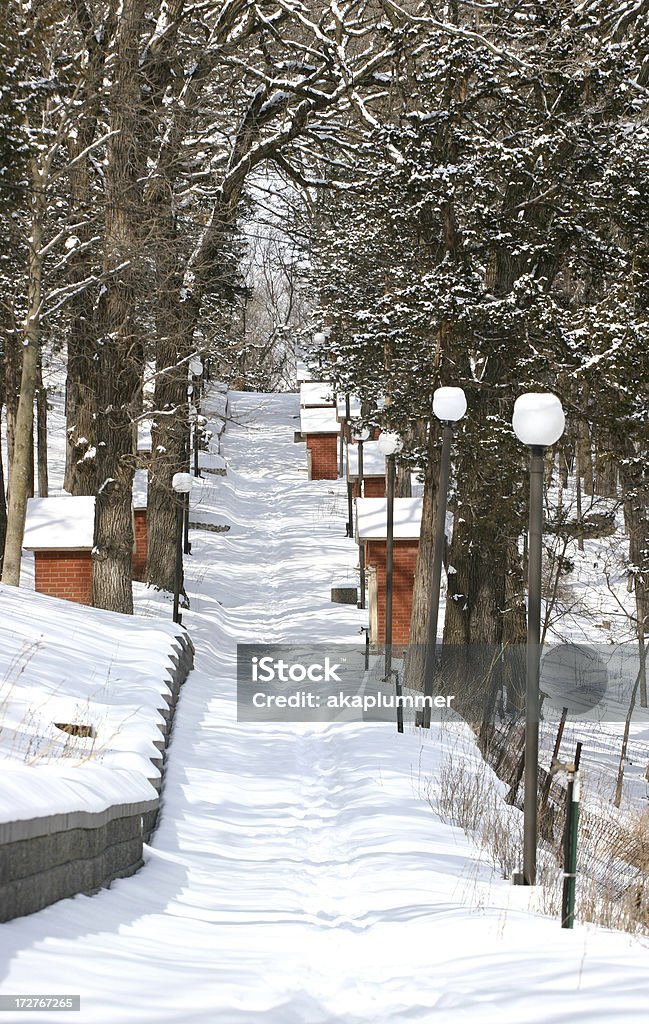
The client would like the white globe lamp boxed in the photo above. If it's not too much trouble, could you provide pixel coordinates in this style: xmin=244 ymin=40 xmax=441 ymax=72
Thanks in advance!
xmin=512 ymin=393 xmax=565 ymax=447
xmin=377 ymin=431 xmax=402 ymax=456
xmin=433 ymin=386 xmax=467 ymax=423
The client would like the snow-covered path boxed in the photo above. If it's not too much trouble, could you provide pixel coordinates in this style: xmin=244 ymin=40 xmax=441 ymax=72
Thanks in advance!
xmin=1 ymin=392 xmax=649 ymax=1023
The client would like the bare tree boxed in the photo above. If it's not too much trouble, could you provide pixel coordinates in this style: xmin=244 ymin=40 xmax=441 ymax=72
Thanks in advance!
xmin=2 ymin=3 xmax=113 ymax=585
xmin=142 ymin=1 xmax=407 ymax=589
xmin=2 ymin=152 xmax=46 ymax=586
xmin=63 ymin=1 xmax=117 ymax=496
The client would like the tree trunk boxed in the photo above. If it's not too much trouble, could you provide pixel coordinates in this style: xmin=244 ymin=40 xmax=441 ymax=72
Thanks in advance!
xmin=2 ymin=160 xmax=44 ymax=585
xmin=441 ymin=392 xmax=518 ymax=739
xmin=146 ymin=191 xmax=192 ymax=591
xmin=145 ymin=193 xmax=247 ymax=568
xmin=625 ymin=481 xmax=649 ymax=709
xmin=577 ymin=416 xmax=594 ymax=499
xmin=442 ymin=490 xmax=506 ymax=740
xmin=396 ymin=462 xmax=412 ymax=497
xmin=3 ymin=318 xmax=21 ymax=483
xmin=36 ymin=352 xmax=48 ymax=497
xmin=502 ymin=538 xmax=527 ymax=714
xmin=0 ymin=409 xmax=6 ymax=577
xmin=91 ymin=0 xmax=146 ymax=614
xmin=614 ymin=658 xmax=645 ymax=807
xmin=404 ymin=423 xmax=439 ymax=690
xmin=63 ymin=0 xmax=110 ymax=496
xmin=594 ymin=436 xmax=618 ymax=498
xmin=64 ymin=325 xmax=98 ymax=495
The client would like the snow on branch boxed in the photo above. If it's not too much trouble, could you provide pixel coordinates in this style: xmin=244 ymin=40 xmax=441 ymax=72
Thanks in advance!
xmin=40 ymin=261 xmax=130 ymax=321
xmin=51 ymin=130 xmax=120 ymax=182
xmin=380 ymin=0 xmax=535 ymax=72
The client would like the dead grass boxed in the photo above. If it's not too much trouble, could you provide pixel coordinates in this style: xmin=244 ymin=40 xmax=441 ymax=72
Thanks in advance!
xmin=426 ymin=734 xmax=649 ymax=936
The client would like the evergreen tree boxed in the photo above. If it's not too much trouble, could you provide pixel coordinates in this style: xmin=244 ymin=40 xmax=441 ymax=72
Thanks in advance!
xmin=310 ymin=1 xmax=649 ymax=703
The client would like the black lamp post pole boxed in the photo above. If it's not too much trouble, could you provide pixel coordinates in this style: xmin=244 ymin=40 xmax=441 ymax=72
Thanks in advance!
xmin=358 ymin=437 xmax=364 ymax=499
xmin=340 ymin=394 xmax=350 ymax=477
xmin=384 ymin=452 xmax=396 ymax=682
xmin=193 ymin=416 xmax=200 ymax=477
xmin=173 ymin=498 xmax=184 ymax=624
xmin=183 ymin=491 xmax=191 ymax=555
xmin=183 ymin=426 xmax=191 ymax=556
xmin=420 ymin=421 xmax=454 ymax=729
xmin=345 ymin=395 xmax=353 ymax=536
xmin=339 ymin=423 xmax=344 ymax=477
xmin=358 ymin=438 xmax=366 ymax=609
xmin=523 ymin=443 xmax=545 ymax=886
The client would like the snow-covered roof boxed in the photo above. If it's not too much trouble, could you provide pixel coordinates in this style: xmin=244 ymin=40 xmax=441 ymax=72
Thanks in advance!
xmin=203 ymin=393 xmax=228 ymax=419
xmin=201 ymin=452 xmax=227 ymax=472
xmin=24 ymin=474 xmax=150 ymax=549
xmin=300 ymin=407 xmax=341 ymax=435
xmin=356 ymin=497 xmax=423 ymax=541
xmin=23 ymin=496 xmax=96 ymax=551
xmin=299 ymin=381 xmax=335 ymax=408
xmin=133 ymin=469 xmax=148 ymax=510
xmin=336 ymin=394 xmax=362 ymax=420
xmin=347 ymin=441 xmax=386 ymax=479
xmin=296 ymin=360 xmax=313 ymax=383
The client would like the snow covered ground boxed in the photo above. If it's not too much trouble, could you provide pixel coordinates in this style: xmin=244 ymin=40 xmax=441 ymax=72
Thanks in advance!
xmin=1 ymin=390 xmax=649 ymax=1022
xmin=0 ymin=583 xmax=186 ymax=818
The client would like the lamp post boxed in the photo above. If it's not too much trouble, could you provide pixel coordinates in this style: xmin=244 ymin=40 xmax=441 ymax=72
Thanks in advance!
xmin=377 ymin=431 xmax=402 ymax=681
xmin=188 ymin=404 xmax=202 ymax=479
xmin=351 ymin=420 xmax=371 ymax=609
xmin=512 ymin=392 xmax=565 ymax=886
xmin=172 ymin=472 xmax=193 ymax=625
xmin=419 ymin=386 xmax=467 ymax=729
xmin=183 ymin=430 xmax=192 ymax=556
xmin=340 ymin=393 xmax=351 ymax=478
xmin=345 ymin=395 xmax=354 ymax=536
xmin=188 ymin=358 xmax=203 ymax=478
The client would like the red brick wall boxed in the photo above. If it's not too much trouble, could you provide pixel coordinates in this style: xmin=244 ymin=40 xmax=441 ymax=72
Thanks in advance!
xmin=363 ymin=476 xmax=386 ymax=498
xmin=365 ymin=538 xmax=419 ymax=644
xmin=132 ymin=508 xmax=148 ymax=582
xmin=34 ymin=551 xmax=93 ymax=605
xmin=352 ymin=476 xmax=386 ymax=498
xmin=306 ymin=434 xmax=339 ymax=480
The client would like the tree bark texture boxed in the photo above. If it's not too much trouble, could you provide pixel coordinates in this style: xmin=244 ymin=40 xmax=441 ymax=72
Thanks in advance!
xmin=91 ymin=0 xmax=146 ymax=614
xmin=3 ymin=316 xmax=21 ymax=484
xmin=64 ymin=0 xmax=117 ymax=495
xmin=0 ymin=405 xmax=6 ymax=577
xmin=404 ymin=423 xmax=440 ymax=690
xmin=146 ymin=192 xmax=192 ymax=591
xmin=36 ymin=352 xmax=48 ymax=497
